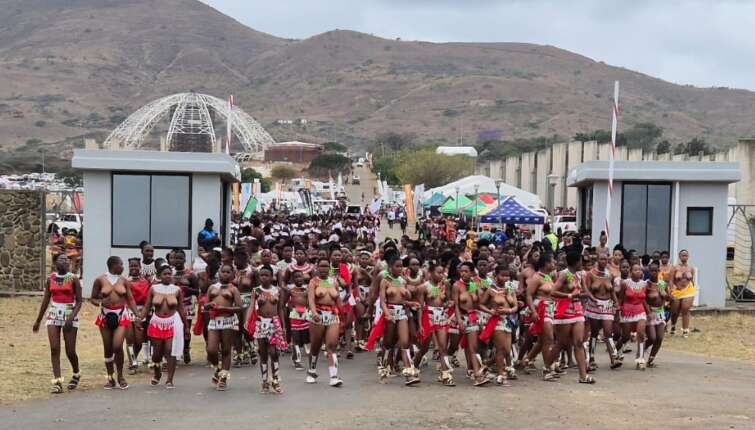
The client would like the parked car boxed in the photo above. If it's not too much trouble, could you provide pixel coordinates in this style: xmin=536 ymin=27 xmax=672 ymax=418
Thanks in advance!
xmin=352 ymin=175 xmax=361 ymax=185
xmin=552 ymin=215 xmax=577 ymax=234
xmin=52 ymin=213 xmax=83 ymax=233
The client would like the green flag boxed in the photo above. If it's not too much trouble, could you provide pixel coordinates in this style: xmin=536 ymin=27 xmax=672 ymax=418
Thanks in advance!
xmin=242 ymin=195 xmax=257 ymax=219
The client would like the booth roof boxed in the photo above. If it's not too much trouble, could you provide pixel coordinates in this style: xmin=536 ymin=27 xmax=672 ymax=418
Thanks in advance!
xmin=568 ymin=160 xmax=740 ymax=187
xmin=72 ymin=149 xmax=241 ymax=182
xmin=425 ymin=175 xmax=542 ymax=208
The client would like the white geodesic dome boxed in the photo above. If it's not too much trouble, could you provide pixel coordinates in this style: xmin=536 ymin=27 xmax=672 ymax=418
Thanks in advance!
xmin=103 ymin=92 xmax=275 ymax=154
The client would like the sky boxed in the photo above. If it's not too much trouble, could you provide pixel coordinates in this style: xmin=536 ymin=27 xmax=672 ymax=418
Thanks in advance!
xmin=201 ymin=0 xmax=755 ymax=91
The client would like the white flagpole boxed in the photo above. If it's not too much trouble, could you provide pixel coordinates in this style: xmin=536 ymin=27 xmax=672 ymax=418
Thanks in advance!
xmin=604 ymin=81 xmax=620 ymax=242
xmin=226 ymin=95 xmax=234 ymax=155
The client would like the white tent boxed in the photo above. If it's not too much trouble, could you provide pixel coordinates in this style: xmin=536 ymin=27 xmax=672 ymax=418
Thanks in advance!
xmin=436 ymin=146 xmax=478 ymax=157
xmin=424 ymin=175 xmax=542 ymax=209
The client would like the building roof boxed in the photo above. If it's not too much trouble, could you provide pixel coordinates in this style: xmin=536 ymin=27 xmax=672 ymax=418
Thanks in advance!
xmin=435 ymin=146 xmax=478 ymax=157
xmin=269 ymin=141 xmax=324 ymax=149
xmin=72 ymin=149 xmax=240 ymax=182
xmin=568 ymin=160 xmax=741 ymax=187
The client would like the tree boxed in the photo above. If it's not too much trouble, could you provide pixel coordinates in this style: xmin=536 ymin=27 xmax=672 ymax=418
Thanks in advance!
xmin=686 ymin=137 xmax=712 ymax=155
xmin=375 ymin=132 xmax=415 ymax=153
xmin=56 ymin=168 xmax=82 ymax=187
xmin=323 ymin=141 xmax=347 ymax=153
xmin=393 ymin=149 xmax=474 ymax=188
xmin=656 ymin=140 xmax=671 ymax=154
xmin=623 ymin=122 xmax=663 ymax=151
xmin=308 ymin=153 xmax=351 ymax=177
xmin=241 ymin=167 xmax=271 ymax=192
xmin=271 ymin=165 xmax=297 ymax=182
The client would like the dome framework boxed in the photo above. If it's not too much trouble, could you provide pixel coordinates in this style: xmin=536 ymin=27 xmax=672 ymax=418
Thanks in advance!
xmin=103 ymin=92 xmax=275 ymax=154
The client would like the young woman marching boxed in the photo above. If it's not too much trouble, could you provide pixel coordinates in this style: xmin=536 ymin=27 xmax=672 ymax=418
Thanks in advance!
xmin=126 ymin=258 xmax=151 ymax=374
xmin=169 ymin=249 xmax=199 ymax=364
xmin=142 ymin=265 xmax=186 ymax=388
xmin=452 ymin=261 xmax=490 ymax=386
xmin=90 ymin=256 xmax=138 ymax=390
xmin=33 ymin=254 xmax=82 ymax=394
xmin=479 ymin=266 xmax=518 ymax=386
xmin=669 ymin=250 xmax=696 ymax=338
xmin=584 ymin=253 xmax=621 ymax=370
xmin=403 ymin=256 xmax=424 ymax=361
xmin=645 ymin=263 xmax=669 ymax=367
xmin=286 ymin=270 xmax=310 ymax=370
xmin=375 ymin=255 xmax=420 ymax=385
xmin=307 ymin=258 xmax=344 ymax=387
xmin=524 ymin=254 xmax=557 ymax=381
xmin=352 ymin=250 xmax=374 ymax=351
xmin=248 ymin=265 xmax=288 ymax=394
xmin=234 ymin=248 xmax=256 ymax=367
xmin=205 ymin=264 xmax=242 ymax=391
xmin=617 ymin=263 xmax=648 ymax=370
xmin=552 ymin=252 xmax=594 ymax=384
xmin=415 ymin=262 xmax=455 ymax=386
xmin=330 ymin=248 xmax=356 ymax=359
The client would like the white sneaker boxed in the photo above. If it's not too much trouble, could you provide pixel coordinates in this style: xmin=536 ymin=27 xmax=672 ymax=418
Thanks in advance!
xmin=306 ymin=375 xmax=316 ymax=384
xmin=329 ymin=377 xmax=343 ymax=387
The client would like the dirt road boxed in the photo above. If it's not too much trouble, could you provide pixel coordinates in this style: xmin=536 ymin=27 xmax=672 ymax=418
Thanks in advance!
xmin=1 ymin=349 xmax=753 ymax=430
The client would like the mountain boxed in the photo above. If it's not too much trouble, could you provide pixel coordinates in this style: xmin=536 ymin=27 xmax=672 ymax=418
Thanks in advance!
xmin=1 ymin=0 xmax=754 ymax=172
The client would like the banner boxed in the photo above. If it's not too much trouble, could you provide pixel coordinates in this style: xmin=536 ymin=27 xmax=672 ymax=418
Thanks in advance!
xmin=413 ymin=184 xmax=424 ymax=218
xmin=240 ymin=183 xmax=252 ymax=208
xmin=241 ymin=196 xmax=257 ymax=219
xmin=232 ymin=183 xmax=240 ymax=213
xmin=368 ymin=198 xmax=382 ymax=215
xmin=404 ymin=184 xmax=415 ymax=222
xmin=253 ymin=178 xmax=260 ymax=196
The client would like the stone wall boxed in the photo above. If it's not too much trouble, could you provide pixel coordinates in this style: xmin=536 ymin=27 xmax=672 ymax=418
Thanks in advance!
xmin=0 ymin=190 xmax=45 ymax=291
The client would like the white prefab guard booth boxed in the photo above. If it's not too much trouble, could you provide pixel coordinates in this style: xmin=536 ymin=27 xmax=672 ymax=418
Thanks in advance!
xmin=72 ymin=149 xmax=240 ymax=294
xmin=568 ymin=160 xmax=740 ymax=307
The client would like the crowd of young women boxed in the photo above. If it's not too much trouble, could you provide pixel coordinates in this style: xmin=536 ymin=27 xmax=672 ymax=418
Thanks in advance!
xmin=34 ymin=213 xmax=697 ymax=394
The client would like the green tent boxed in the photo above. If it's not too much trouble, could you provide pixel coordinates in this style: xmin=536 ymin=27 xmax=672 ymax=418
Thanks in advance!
xmin=439 ymin=195 xmax=472 ymax=214
xmin=462 ymin=198 xmax=489 ymax=217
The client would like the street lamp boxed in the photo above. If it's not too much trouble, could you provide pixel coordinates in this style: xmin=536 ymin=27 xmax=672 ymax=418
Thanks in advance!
xmin=495 ymin=180 xmax=503 ymax=228
xmin=455 ymin=186 xmax=460 ymax=215
xmin=474 ymin=184 xmax=480 ymax=232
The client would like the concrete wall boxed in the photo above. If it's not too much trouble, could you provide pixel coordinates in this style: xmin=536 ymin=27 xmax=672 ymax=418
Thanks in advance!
xmin=732 ymin=139 xmax=754 ymax=277
xmin=520 ymin=152 xmax=534 ymax=194
xmin=551 ymin=143 xmax=568 ymax=208
xmin=505 ymin=156 xmax=520 ymax=188
xmin=676 ymin=182 xmax=730 ymax=307
xmin=566 ymin=141 xmax=583 ymax=208
xmin=536 ymin=148 xmax=551 ymax=209
xmin=0 ymin=190 xmax=45 ymax=291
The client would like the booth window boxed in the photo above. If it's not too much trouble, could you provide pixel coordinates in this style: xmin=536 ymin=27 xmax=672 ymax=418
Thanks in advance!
xmin=620 ymin=183 xmax=671 ymax=254
xmin=687 ymin=207 xmax=713 ymax=236
xmin=112 ymin=174 xmax=191 ymax=248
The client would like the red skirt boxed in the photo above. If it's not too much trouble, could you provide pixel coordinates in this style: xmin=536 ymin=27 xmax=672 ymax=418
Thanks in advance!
xmin=148 ymin=313 xmax=177 ymax=340
xmin=94 ymin=305 xmax=131 ymax=328
xmin=528 ymin=299 xmax=554 ymax=336
xmin=553 ymin=298 xmax=585 ymax=324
